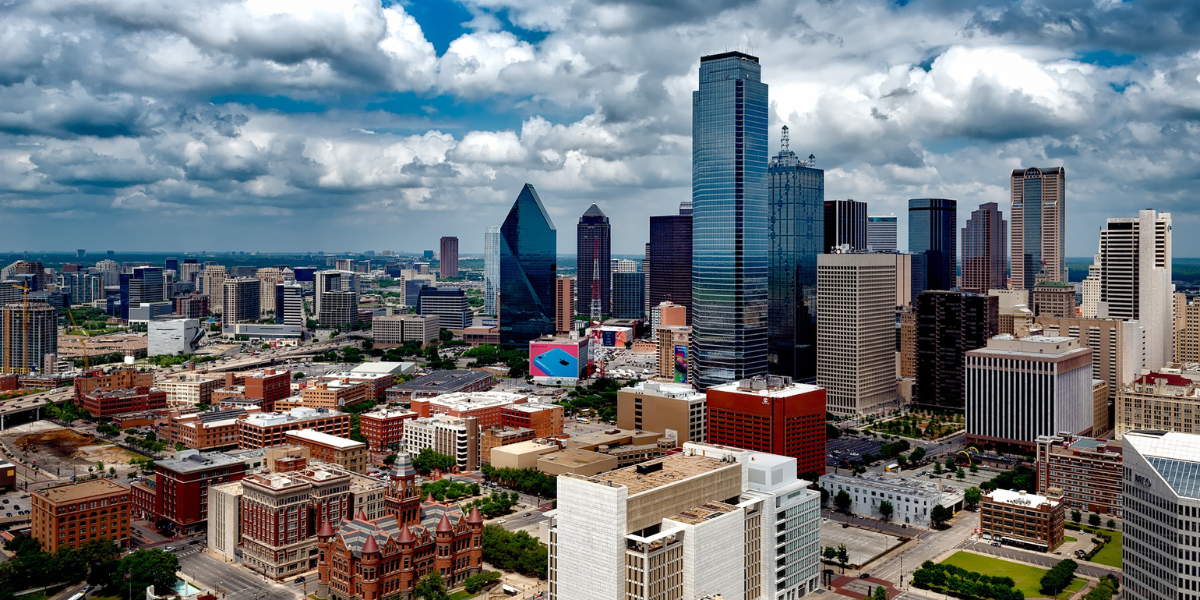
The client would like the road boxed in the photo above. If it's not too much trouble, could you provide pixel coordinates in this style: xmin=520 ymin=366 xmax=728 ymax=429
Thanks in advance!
xmin=860 ymin=510 xmax=980 ymax=586
xmin=179 ymin=551 xmax=301 ymax=600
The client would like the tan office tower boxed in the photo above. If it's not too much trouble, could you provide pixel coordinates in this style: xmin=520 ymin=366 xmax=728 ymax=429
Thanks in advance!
xmin=899 ymin=310 xmax=916 ymax=379
xmin=1178 ymin=296 xmax=1200 ymax=363
xmin=203 ymin=265 xmax=227 ymax=312
xmin=257 ymin=268 xmax=285 ymax=316
xmin=1093 ymin=210 xmax=1173 ymax=370
xmin=816 ymin=253 xmax=897 ymax=415
xmin=1010 ymin=167 xmax=1065 ymax=289
xmin=554 ymin=277 xmax=574 ymax=334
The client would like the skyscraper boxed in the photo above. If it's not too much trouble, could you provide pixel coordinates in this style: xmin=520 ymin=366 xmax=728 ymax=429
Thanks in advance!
xmin=1 ymin=301 xmax=57 ymax=374
xmin=275 ymin=284 xmax=304 ymax=326
xmin=647 ymin=204 xmax=692 ymax=322
xmin=119 ymin=266 xmax=165 ymax=320
xmin=202 ymin=265 xmax=227 ymax=311
xmin=439 ymin=236 xmax=459 ymax=278
xmin=691 ymin=51 xmax=768 ymax=389
xmin=867 ymin=215 xmax=897 ymax=252
xmin=1010 ymin=166 xmax=1066 ymax=289
xmin=915 ymin=291 xmax=998 ymax=410
xmin=499 ymin=184 xmax=557 ymax=347
xmin=961 ymin=202 xmax=1007 ymax=293
xmin=611 ymin=271 xmax=645 ymax=319
xmin=576 ymin=204 xmax=611 ymax=318
xmin=768 ymin=126 xmax=823 ymax=382
xmin=1093 ymin=209 xmax=1174 ymax=370
xmin=908 ymin=198 xmax=957 ymax=292
xmin=816 ymin=253 xmax=897 ymax=415
xmin=483 ymin=226 xmax=500 ymax=316
xmin=222 ymin=278 xmax=261 ymax=325
xmin=554 ymin=277 xmax=574 ymax=334
xmin=823 ymin=199 xmax=866 ymax=252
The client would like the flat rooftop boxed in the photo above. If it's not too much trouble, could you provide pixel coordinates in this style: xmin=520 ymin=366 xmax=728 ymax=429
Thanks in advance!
xmin=425 ymin=390 xmax=529 ymax=410
xmin=389 ymin=369 xmax=493 ymax=393
xmin=158 ymin=450 xmax=245 ymax=473
xmin=667 ymin=501 xmax=738 ymax=526
xmin=36 ymin=479 xmax=130 ymax=503
xmin=503 ymin=403 xmax=559 ymax=414
xmin=286 ymin=428 xmax=364 ymax=449
xmin=574 ymin=452 xmax=733 ymax=496
xmin=350 ymin=362 xmax=416 ymax=375
xmin=707 ymin=378 xmax=822 ymax=398
xmin=361 ymin=408 xmax=418 ymax=419
xmin=987 ymin=489 xmax=1060 ymax=508
xmin=494 ymin=440 xmax=558 ymax=456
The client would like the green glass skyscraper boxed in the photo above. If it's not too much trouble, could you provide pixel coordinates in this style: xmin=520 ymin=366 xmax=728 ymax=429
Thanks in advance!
xmin=691 ymin=51 xmax=769 ymax=389
xmin=499 ymin=184 xmax=557 ymax=347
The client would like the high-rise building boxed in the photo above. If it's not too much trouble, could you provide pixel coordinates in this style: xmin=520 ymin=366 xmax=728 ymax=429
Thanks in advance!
xmin=315 ymin=270 xmax=355 ymax=322
xmin=256 ymin=268 xmax=285 ymax=317
xmin=1 ymin=302 xmax=57 ymax=374
xmin=611 ymin=271 xmax=645 ymax=319
xmin=1080 ymin=255 xmax=1102 ymax=318
xmin=275 ymin=284 xmax=304 ymax=326
xmin=1031 ymin=281 xmax=1076 ymax=317
xmin=655 ymin=325 xmax=690 ymax=382
xmin=1119 ymin=430 xmax=1200 ymax=600
xmin=576 ymin=204 xmax=611 ymax=318
xmin=867 ymin=215 xmax=897 ymax=252
xmin=617 ymin=381 xmax=706 ymax=444
xmin=179 ymin=261 xmax=203 ymax=286
xmin=165 ymin=257 xmax=179 ymax=272
xmin=961 ymin=202 xmax=1006 ymax=293
xmin=175 ymin=293 xmax=210 ymax=319
xmin=483 ymin=226 xmax=500 ymax=316
xmin=222 ymin=277 xmax=262 ymax=325
xmin=966 ymin=335 xmax=1093 ymax=449
xmin=548 ymin=443 xmax=821 ymax=600
xmin=319 ymin=291 xmax=359 ymax=329
xmin=908 ymin=198 xmax=957 ymax=292
xmin=1010 ymin=166 xmax=1066 ymax=290
xmin=202 ymin=265 xmax=227 ymax=311
xmin=647 ymin=205 xmax=692 ymax=321
xmin=1092 ymin=209 xmax=1174 ymax=370
xmin=1179 ymin=298 xmax=1200 ymax=363
xmin=1035 ymin=433 xmax=1123 ymax=517
xmin=417 ymin=287 xmax=471 ymax=330
xmin=691 ymin=51 xmax=768 ymax=389
xmin=119 ymin=266 xmax=165 ymax=320
xmin=706 ymin=376 xmax=827 ymax=476
xmin=823 ymin=199 xmax=866 ymax=252
xmin=768 ymin=126 xmax=823 ymax=382
xmin=816 ymin=253 xmax=897 ymax=415
xmin=241 ymin=468 xmax=351 ymax=580
xmin=1036 ymin=316 xmax=1146 ymax=435
xmin=554 ymin=277 xmax=574 ymax=334
xmin=439 ymin=236 xmax=459 ymax=278
xmin=57 ymin=272 xmax=103 ymax=304
xmin=499 ymin=184 xmax=556 ymax=347
xmin=915 ymin=291 xmax=998 ymax=410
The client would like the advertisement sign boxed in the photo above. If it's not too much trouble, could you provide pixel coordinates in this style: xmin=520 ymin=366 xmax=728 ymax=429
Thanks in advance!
xmin=530 ymin=343 xmax=580 ymax=378
xmin=674 ymin=345 xmax=688 ymax=383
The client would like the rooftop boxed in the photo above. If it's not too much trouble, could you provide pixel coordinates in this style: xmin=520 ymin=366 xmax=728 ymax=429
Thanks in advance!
xmin=286 ymin=429 xmax=364 ymax=450
xmin=242 ymin=406 xmax=345 ymax=427
xmin=319 ymin=371 xmax=393 ymax=381
xmin=987 ymin=489 xmax=1061 ymax=508
xmin=666 ymin=501 xmax=738 ymax=526
xmin=626 ymin=381 xmax=706 ymax=400
xmin=493 ymin=440 xmax=558 ymax=456
xmin=424 ymin=390 xmax=530 ymax=411
xmin=350 ymin=362 xmax=416 ymax=375
xmin=157 ymin=450 xmax=245 ymax=473
xmin=360 ymin=408 xmax=418 ymax=420
xmin=503 ymin=402 xmax=560 ymax=414
xmin=708 ymin=376 xmax=822 ymax=398
xmin=570 ymin=452 xmax=734 ymax=496
xmin=36 ymin=479 xmax=130 ymax=503
xmin=820 ymin=472 xmax=949 ymax=498
xmin=389 ymin=369 xmax=494 ymax=393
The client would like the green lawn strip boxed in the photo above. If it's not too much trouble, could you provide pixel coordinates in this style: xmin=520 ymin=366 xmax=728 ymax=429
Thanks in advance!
xmin=1063 ymin=536 xmax=1077 ymax=542
xmin=449 ymin=592 xmax=475 ymax=600
xmin=940 ymin=551 xmax=1084 ymax=599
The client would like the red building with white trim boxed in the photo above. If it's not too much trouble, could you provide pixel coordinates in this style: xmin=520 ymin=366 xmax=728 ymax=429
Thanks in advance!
xmin=706 ymin=375 xmax=827 ymax=477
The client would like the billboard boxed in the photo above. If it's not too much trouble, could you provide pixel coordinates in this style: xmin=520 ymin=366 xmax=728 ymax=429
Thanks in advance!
xmin=674 ymin=345 xmax=688 ymax=383
xmin=596 ymin=326 xmax=631 ymax=347
xmin=530 ymin=342 xmax=581 ymax=378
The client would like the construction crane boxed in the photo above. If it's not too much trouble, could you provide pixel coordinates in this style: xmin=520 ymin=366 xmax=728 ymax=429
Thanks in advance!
xmin=67 ymin=307 xmax=90 ymax=371
xmin=3 ymin=282 xmax=31 ymax=374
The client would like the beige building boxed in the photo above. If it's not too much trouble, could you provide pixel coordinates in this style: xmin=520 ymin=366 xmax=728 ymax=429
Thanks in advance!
xmin=1031 ymin=282 xmax=1075 ymax=317
xmin=1177 ymin=294 xmax=1199 ymax=363
xmin=989 ymin=289 xmax=1033 ymax=335
xmin=655 ymin=325 xmax=690 ymax=381
xmin=157 ymin=374 xmax=220 ymax=407
xmin=1035 ymin=316 xmax=1146 ymax=426
xmin=285 ymin=429 xmax=368 ymax=473
xmin=617 ymin=381 xmax=706 ymax=443
xmin=257 ymin=268 xmax=286 ymax=316
xmin=207 ymin=481 xmax=243 ymax=562
xmin=555 ymin=277 xmax=575 ymax=334
xmin=899 ymin=309 xmax=916 ymax=378
xmin=490 ymin=440 xmax=558 ymax=470
xmin=538 ymin=448 xmax=619 ymax=476
xmin=373 ymin=313 xmax=439 ymax=348
xmin=203 ymin=265 xmax=227 ymax=311
xmin=1115 ymin=369 xmax=1200 ymax=439
xmin=816 ymin=253 xmax=897 ymax=415
xmin=1093 ymin=380 xmax=1111 ymax=437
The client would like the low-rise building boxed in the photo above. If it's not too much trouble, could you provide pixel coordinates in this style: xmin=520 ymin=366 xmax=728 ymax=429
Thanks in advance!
xmin=316 ymin=372 xmax=394 ymax=401
xmin=168 ymin=407 xmax=260 ymax=449
xmin=74 ymin=368 xmax=154 ymax=402
xmin=208 ymin=481 xmax=243 ymax=562
xmin=480 ymin=427 xmax=536 ymax=463
xmin=385 ymin=369 xmax=495 ymax=402
xmin=286 ymin=429 xmax=368 ymax=474
xmin=500 ymin=402 xmax=563 ymax=438
xmin=301 ymin=380 xmax=370 ymax=410
xmin=238 ymin=407 xmax=351 ymax=449
xmin=410 ymin=390 xmax=530 ymax=430
xmin=157 ymin=373 xmax=221 ymax=407
xmin=1115 ymin=369 xmax=1200 ymax=439
xmin=358 ymin=408 xmax=418 ymax=453
xmin=402 ymin=415 xmax=479 ymax=472
xmin=1035 ymin=433 xmax=1123 ymax=516
xmin=31 ymin=479 xmax=131 ymax=553
xmin=980 ymin=489 xmax=1066 ymax=552
xmin=617 ymin=381 xmax=706 ymax=443
xmin=819 ymin=472 xmax=964 ymax=527
xmin=462 ymin=326 xmax=499 ymax=347
xmin=80 ymin=386 xmax=168 ymax=418
xmin=148 ymin=317 xmax=201 ymax=357
xmin=489 ymin=440 xmax=558 ymax=470
xmin=150 ymin=450 xmax=247 ymax=533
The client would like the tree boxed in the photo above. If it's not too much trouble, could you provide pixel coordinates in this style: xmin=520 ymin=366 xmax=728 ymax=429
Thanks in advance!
xmin=930 ymin=504 xmax=952 ymax=528
xmin=1039 ymin=559 xmax=1078 ymax=596
xmin=3 ymin=535 xmax=41 ymax=557
xmin=174 ymin=442 xmax=184 ymax=451
xmin=944 ymin=458 xmax=956 ymax=471
xmin=835 ymin=544 xmax=849 ymax=573
xmin=1106 ymin=518 xmax=1117 ymax=529
xmin=879 ymin=501 xmax=894 ymax=520
xmin=412 ymin=448 xmax=456 ymax=475
xmin=1088 ymin=513 xmax=1101 ymax=527
xmin=955 ymin=467 xmax=966 ymax=479
xmin=934 ymin=462 xmax=943 ymax=475
xmin=873 ymin=585 xmax=888 ymax=600
xmin=383 ymin=454 xmax=398 ymax=466
xmin=826 ymin=423 xmax=842 ymax=440
xmin=462 ymin=571 xmax=502 ymax=594
xmin=109 ymin=550 xmax=180 ymax=600
xmin=834 ymin=490 xmax=852 ymax=511
xmin=823 ymin=546 xmax=837 ymax=562
xmin=1071 ymin=509 xmax=1082 ymax=524
xmin=963 ymin=487 xmax=982 ymax=510
xmin=413 ymin=572 xmax=449 ymax=600
xmin=909 ymin=446 xmax=926 ymax=463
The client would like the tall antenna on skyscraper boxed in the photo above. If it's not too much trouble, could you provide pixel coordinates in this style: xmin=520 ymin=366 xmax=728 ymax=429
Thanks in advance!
xmin=781 ymin=126 xmax=789 ymax=153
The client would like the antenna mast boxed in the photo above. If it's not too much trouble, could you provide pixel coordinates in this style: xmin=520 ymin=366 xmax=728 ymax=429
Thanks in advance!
xmin=781 ymin=125 xmax=789 ymax=153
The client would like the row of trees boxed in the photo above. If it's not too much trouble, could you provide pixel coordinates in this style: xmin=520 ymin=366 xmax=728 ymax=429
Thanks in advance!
xmin=1 ymin=537 xmax=179 ymax=600
xmin=463 ymin=492 xmax=520 ymax=519
xmin=910 ymin=561 xmax=1024 ymax=600
xmin=464 ymin=344 xmax=529 ymax=378
xmin=479 ymin=464 xmax=557 ymax=497
xmin=412 ymin=448 xmax=457 ymax=475
xmin=981 ymin=466 xmax=1036 ymax=493
xmin=481 ymin=525 xmax=548 ymax=579
xmin=1039 ymin=559 xmax=1078 ymax=596
xmin=419 ymin=479 xmax=480 ymax=502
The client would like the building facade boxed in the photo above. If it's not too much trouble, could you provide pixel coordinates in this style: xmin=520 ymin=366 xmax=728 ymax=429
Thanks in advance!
xmin=241 ymin=468 xmax=351 ymax=580
xmin=483 ymin=226 xmax=500 ymax=316
xmin=576 ymin=204 xmax=611 ymax=318
xmin=554 ymin=277 xmax=574 ymax=334
xmin=610 ymin=271 xmax=644 ymax=319
xmin=1093 ymin=209 xmax=1174 ymax=370
xmin=148 ymin=317 xmax=200 ymax=357
xmin=908 ymin=198 xmax=957 ymax=293
xmin=961 ymin=202 xmax=1006 ymax=293
xmin=31 ymin=479 xmax=131 ymax=553
xmin=819 ymin=472 xmax=963 ymax=527
xmin=915 ymin=291 xmax=998 ymax=410
xmin=373 ymin=314 xmax=439 ymax=348
xmin=647 ymin=209 xmax=692 ymax=322
xmin=238 ymin=408 xmax=352 ymax=449
xmin=152 ymin=450 xmax=247 ymax=532
xmin=980 ymin=489 xmax=1065 ymax=552
xmin=417 ymin=287 xmax=470 ymax=330
xmin=359 ymin=408 xmax=418 ymax=452
xmin=1116 ymin=371 xmax=1200 ymax=439
xmin=287 ymin=430 xmax=368 ymax=474
xmin=499 ymin=184 xmax=557 ymax=347
xmin=438 ymin=236 xmax=458 ymax=278
xmin=1010 ymin=166 xmax=1066 ymax=290
xmin=1032 ymin=282 xmax=1076 ymax=318
xmin=706 ymin=376 xmax=826 ymax=476
xmin=816 ymin=253 xmax=897 ymax=415
xmin=80 ymin=386 xmax=168 ymax=418
xmin=402 ymin=416 xmax=480 ymax=472
xmin=120 ymin=266 xmax=165 ymax=321
xmin=1 ymin=302 xmax=57 ymax=374
xmin=617 ymin=381 xmax=707 ymax=444
xmin=867 ymin=215 xmax=897 ymax=252
xmin=1035 ymin=433 xmax=1122 ymax=516
xmin=1036 ymin=316 xmax=1146 ymax=434
xmin=275 ymin=284 xmax=304 ymax=326
xmin=319 ymin=291 xmax=359 ymax=329
xmin=823 ymin=199 xmax=866 ymax=252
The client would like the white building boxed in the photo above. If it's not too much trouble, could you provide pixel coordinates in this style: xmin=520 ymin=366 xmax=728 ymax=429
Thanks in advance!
xmin=867 ymin=215 xmax=897 ymax=252
xmin=1093 ymin=209 xmax=1173 ymax=370
xmin=549 ymin=442 xmax=821 ymax=600
xmin=148 ymin=317 xmax=201 ymax=357
xmin=1121 ymin=429 xmax=1200 ymax=600
xmin=1080 ymin=253 xmax=1102 ymax=319
xmin=819 ymin=472 xmax=963 ymax=527
xmin=276 ymin=284 xmax=304 ymax=327
xmin=402 ymin=415 xmax=480 ymax=471
xmin=207 ymin=481 xmax=243 ymax=562
xmin=157 ymin=373 xmax=220 ymax=406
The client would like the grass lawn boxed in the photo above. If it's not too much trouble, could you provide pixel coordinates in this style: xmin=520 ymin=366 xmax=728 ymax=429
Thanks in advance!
xmin=1064 ymin=536 xmax=1077 ymax=542
xmin=1072 ymin=525 xmax=1123 ymax=569
xmin=449 ymin=592 xmax=474 ymax=600
xmin=941 ymin=552 xmax=1085 ymax=599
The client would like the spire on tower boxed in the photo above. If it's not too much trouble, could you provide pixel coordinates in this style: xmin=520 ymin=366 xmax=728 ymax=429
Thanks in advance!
xmin=781 ymin=125 xmax=789 ymax=153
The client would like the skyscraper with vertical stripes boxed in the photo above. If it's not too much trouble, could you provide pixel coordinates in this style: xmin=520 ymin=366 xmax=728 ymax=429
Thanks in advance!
xmin=961 ymin=202 xmax=1007 ymax=293
xmin=1010 ymin=166 xmax=1065 ymax=289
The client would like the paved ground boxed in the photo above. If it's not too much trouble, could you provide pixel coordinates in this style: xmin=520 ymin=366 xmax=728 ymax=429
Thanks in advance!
xmin=827 ymin=438 xmax=883 ymax=467
xmin=964 ymin=540 xmax=1119 ymax=579
xmin=179 ymin=550 xmax=301 ymax=600
xmin=820 ymin=520 xmax=905 ymax=568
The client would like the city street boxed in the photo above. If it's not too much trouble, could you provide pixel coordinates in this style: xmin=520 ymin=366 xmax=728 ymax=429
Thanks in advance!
xmin=179 ymin=551 xmax=301 ymax=600
xmin=855 ymin=510 xmax=979 ymax=586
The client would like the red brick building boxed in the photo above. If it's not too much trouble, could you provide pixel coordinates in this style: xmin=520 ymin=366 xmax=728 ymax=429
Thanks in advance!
xmin=1036 ymin=433 xmax=1123 ymax=517
xmin=241 ymin=467 xmax=352 ymax=580
xmin=409 ymin=391 xmax=529 ymax=431
xmin=706 ymin=376 xmax=827 ymax=477
xmin=359 ymin=409 xmax=418 ymax=453
xmin=148 ymin=450 xmax=247 ymax=532
xmin=238 ymin=407 xmax=351 ymax=449
xmin=74 ymin=369 xmax=154 ymax=402
xmin=80 ymin=386 xmax=167 ymax=418
xmin=31 ymin=479 xmax=131 ymax=553
xmin=501 ymin=403 xmax=564 ymax=438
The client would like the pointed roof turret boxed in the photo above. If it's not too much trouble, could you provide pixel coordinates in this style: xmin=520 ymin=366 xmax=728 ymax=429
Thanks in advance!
xmin=317 ymin=519 xmax=335 ymax=538
xmin=397 ymin=524 xmax=415 ymax=544
xmin=582 ymin=203 xmax=606 ymax=218
xmin=355 ymin=509 xmax=368 ymax=521
xmin=361 ymin=533 xmax=379 ymax=554
xmin=467 ymin=506 xmax=483 ymax=524
xmin=436 ymin=513 xmax=454 ymax=533
xmin=426 ymin=493 xmax=436 ymax=504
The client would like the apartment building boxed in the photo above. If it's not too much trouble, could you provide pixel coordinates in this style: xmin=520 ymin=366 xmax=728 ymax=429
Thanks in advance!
xmin=316 ymin=372 xmax=394 ymax=401
xmin=238 ymin=407 xmax=351 ymax=449
xmin=980 ymin=489 xmax=1066 ymax=552
xmin=31 ymin=479 xmax=131 ymax=553
xmin=286 ymin=429 xmax=368 ymax=474
xmin=1035 ymin=433 xmax=1123 ymax=516
xmin=301 ymin=380 xmax=370 ymax=410
xmin=358 ymin=408 xmax=418 ymax=453
xmin=156 ymin=373 xmax=220 ymax=407
xmin=617 ymin=381 xmax=707 ymax=444
xmin=500 ymin=402 xmax=564 ymax=438
xmin=402 ymin=415 xmax=480 ymax=472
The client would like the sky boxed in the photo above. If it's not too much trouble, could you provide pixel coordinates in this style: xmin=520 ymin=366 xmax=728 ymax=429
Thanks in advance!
xmin=1 ymin=0 xmax=1199 ymax=256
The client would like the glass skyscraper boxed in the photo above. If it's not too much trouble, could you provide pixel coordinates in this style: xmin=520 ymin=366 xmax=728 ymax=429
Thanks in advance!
xmin=823 ymin=199 xmax=866 ymax=252
xmin=499 ymin=184 xmax=557 ymax=347
xmin=611 ymin=271 xmax=645 ymax=319
xmin=648 ymin=206 xmax=692 ymax=321
xmin=691 ymin=51 xmax=769 ymax=389
xmin=119 ymin=266 xmax=164 ymax=320
xmin=483 ymin=226 xmax=500 ymax=316
xmin=908 ymin=198 xmax=957 ymax=293
xmin=576 ymin=204 xmax=611 ymax=318
xmin=768 ymin=126 xmax=823 ymax=382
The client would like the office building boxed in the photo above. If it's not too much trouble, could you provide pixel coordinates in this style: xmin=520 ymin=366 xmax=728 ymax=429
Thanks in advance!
xmin=255 ymin=268 xmax=285 ymax=316
xmin=548 ymin=443 xmax=821 ymax=600
xmin=499 ymin=184 xmax=557 ymax=347
xmin=403 ymin=279 xmax=430 ymax=308
xmin=373 ymin=314 xmax=439 ymax=348
xmin=909 ymin=198 xmax=957 ymax=292
xmin=179 ymin=261 xmax=203 ymax=286
xmin=611 ymin=259 xmax=637 ymax=273
xmin=656 ymin=325 xmax=691 ymax=382
xmin=147 ymin=317 xmax=201 ymax=357
xmin=238 ymin=407 xmax=352 ymax=449
xmin=58 ymin=272 xmax=103 ymax=304
xmin=816 ymin=253 xmax=897 ymax=415
xmin=1093 ymin=209 xmax=1174 ymax=370
xmin=403 ymin=415 xmax=480 ymax=472
xmin=385 ymin=370 xmax=494 ymax=402
xmin=80 ymin=386 xmax=167 ymax=418
xmin=208 ymin=481 xmax=243 ymax=561
xmin=319 ymin=290 xmax=358 ymax=329
xmin=286 ymin=429 xmax=368 ymax=474
xmin=961 ymin=202 xmax=1006 ymax=293
xmin=915 ymin=291 xmax=998 ymax=410
xmin=241 ymin=467 xmax=351 ymax=580
xmin=222 ymin=277 xmax=261 ymax=324
xmin=966 ymin=335 xmax=1094 ymax=449
xmin=617 ymin=381 xmax=706 ymax=443
xmin=867 ymin=214 xmax=897 ymax=252
xmin=691 ymin=51 xmax=769 ymax=389
xmin=1035 ymin=433 xmax=1123 ymax=517
xmin=203 ymin=265 xmax=227 ymax=310
xmin=1120 ymin=429 xmax=1200 ymax=600
xmin=1010 ymin=167 xmax=1066 ymax=289
xmin=554 ymin=277 xmax=574 ymax=334
xmin=315 ymin=270 xmax=356 ymax=320
xmin=1035 ymin=316 xmax=1145 ymax=428
xmin=647 ymin=207 xmax=692 ymax=321
xmin=408 ymin=390 xmax=532 ymax=429
xmin=483 ymin=226 xmax=500 ymax=315
xmin=1 ymin=301 xmax=57 ymax=374
xmin=275 ymin=284 xmax=304 ymax=326
xmin=706 ymin=376 xmax=826 ymax=476
xmin=769 ymin=127 xmax=823 ymax=381
xmin=439 ymin=236 xmax=459 ymax=278
xmin=1032 ymin=281 xmax=1075 ymax=317
xmin=417 ymin=287 xmax=470 ymax=330
xmin=166 ymin=407 xmax=259 ymax=449
xmin=610 ymin=271 xmax=644 ymax=319
xmin=650 ymin=301 xmax=687 ymax=338
xmin=297 ymin=379 xmax=369 ymax=410
xmin=149 ymin=450 xmax=247 ymax=532
xmin=119 ymin=266 xmax=165 ymax=320
xmin=31 ymin=479 xmax=131 ymax=553
xmin=359 ymin=408 xmax=418 ymax=452
xmin=980 ymin=489 xmax=1065 ymax=551
xmin=819 ymin=473 xmax=964 ymax=527
xmin=576 ymin=204 xmax=611 ymax=318
xmin=899 ymin=309 xmax=916 ymax=378
xmin=174 ymin=292 xmax=210 ymax=319
xmin=158 ymin=373 xmax=220 ymax=407
xmin=1115 ymin=370 xmax=1200 ymax=439
xmin=74 ymin=369 xmax=154 ymax=401
xmin=823 ymin=199 xmax=866 ymax=252
xmin=501 ymin=403 xmax=564 ymax=438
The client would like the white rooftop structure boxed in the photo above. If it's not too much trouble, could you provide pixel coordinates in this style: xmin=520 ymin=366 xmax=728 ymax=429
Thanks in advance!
xmin=707 ymin=375 xmax=823 ymax=398
xmin=987 ymin=489 xmax=1062 ymax=510
xmin=628 ymin=380 xmax=706 ymax=400
xmin=243 ymin=406 xmax=344 ymax=427
xmin=350 ymin=362 xmax=417 ymax=375
xmin=286 ymin=428 xmax=364 ymax=449
xmin=424 ymin=390 xmax=532 ymax=411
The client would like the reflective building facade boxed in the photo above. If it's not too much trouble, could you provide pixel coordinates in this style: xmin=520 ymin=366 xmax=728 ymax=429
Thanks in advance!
xmin=483 ymin=226 xmax=500 ymax=316
xmin=119 ymin=266 xmax=165 ymax=320
xmin=1010 ymin=167 xmax=1066 ymax=289
xmin=908 ymin=198 xmax=957 ymax=293
xmin=823 ymin=199 xmax=866 ymax=253
xmin=768 ymin=127 xmax=823 ymax=382
xmin=499 ymin=184 xmax=557 ymax=347
xmin=691 ymin=51 xmax=769 ymax=389
xmin=647 ymin=207 xmax=692 ymax=322
xmin=576 ymin=204 xmax=611 ymax=318
xmin=961 ymin=202 xmax=1007 ymax=293
xmin=611 ymin=271 xmax=645 ymax=319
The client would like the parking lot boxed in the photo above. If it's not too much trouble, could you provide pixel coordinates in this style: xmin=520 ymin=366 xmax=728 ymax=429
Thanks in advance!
xmin=827 ymin=438 xmax=883 ymax=467
xmin=819 ymin=520 xmax=905 ymax=568
xmin=0 ymin=489 xmax=33 ymax=522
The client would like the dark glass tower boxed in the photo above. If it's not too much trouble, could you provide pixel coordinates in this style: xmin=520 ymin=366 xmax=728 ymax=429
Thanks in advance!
xmin=961 ymin=202 xmax=1007 ymax=293
xmin=499 ymin=184 xmax=557 ymax=347
xmin=822 ymin=199 xmax=866 ymax=252
xmin=648 ymin=205 xmax=692 ymax=321
xmin=915 ymin=291 xmax=997 ymax=410
xmin=691 ymin=51 xmax=769 ymax=389
xmin=908 ymin=198 xmax=958 ymax=293
xmin=119 ymin=266 xmax=164 ymax=320
xmin=576 ymin=204 xmax=611 ymax=318
xmin=768 ymin=127 xmax=823 ymax=382
xmin=611 ymin=271 xmax=645 ymax=319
